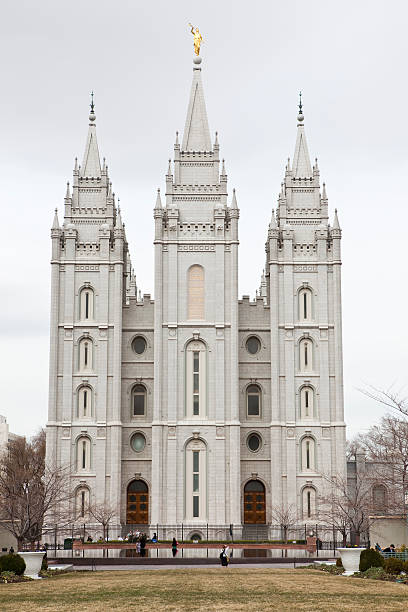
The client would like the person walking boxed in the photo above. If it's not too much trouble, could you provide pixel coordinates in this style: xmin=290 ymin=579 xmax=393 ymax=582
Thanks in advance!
xmin=171 ymin=537 xmax=178 ymax=558
xmin=220 ymin=544 xmax=230 ymax=567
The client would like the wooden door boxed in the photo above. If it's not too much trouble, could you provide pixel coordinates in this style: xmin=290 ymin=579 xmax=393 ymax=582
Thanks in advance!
xmin=244 ymin=480 xmax=266 ymax=524
xmin=127 ymin=480 xmax=149 ymax=524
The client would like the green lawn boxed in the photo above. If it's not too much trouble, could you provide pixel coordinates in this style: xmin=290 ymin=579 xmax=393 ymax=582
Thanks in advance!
xmin=0 ymin=568 xmax=407 ymax=611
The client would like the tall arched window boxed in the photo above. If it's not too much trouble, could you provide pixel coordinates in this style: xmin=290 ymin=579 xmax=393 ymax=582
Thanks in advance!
xmin=188 ymin=265 xmax=205 ymax=320
xmin=246 ymin=384 xmax=261 ymax=417
xmin=186 ymin=340 xmax=206 ymax=417
xmin=299 ymin=338 xmax=313 ymax=372
xmin=300 ymin=386 xmax=314 ymax=419
xmin=373 ymin=484 xmax=387 ymax=511
xmin=79 ymin=338 xmax=93 ymax=371
xmin=301 ymin=437 xmax=316 ymax=471
xmin=302 ymin=486 xmax=316 ymax=519
xmin=185 ymin=439 xmax=207 ymax=520
xmin=76 ymin=487 xmax=90 ymax=519
xmin=78 ymin=386 xmax=92 ymax=419
xmin=76 ymin=436 xmax=91 ymax=472
xmin=132 ymin=384 xmax=146 ymax=417
xmin=298 ymin=287 xmax=313 ymax=321
xmin=80 ymin=287 xmax=94 ymax=321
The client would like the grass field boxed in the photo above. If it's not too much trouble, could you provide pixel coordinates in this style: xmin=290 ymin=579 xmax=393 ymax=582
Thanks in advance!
xmin=0 ymin=568 xmax=407 ymax=611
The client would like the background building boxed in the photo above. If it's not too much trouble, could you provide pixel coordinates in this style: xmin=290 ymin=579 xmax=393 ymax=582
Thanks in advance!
xmin=46 ymin=55 xmax=346 ymax=537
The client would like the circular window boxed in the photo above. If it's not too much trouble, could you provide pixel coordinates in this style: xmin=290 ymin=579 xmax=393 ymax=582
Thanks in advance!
xmin=246 ymin=336 xmax=261 ymax=355
xmin=132 ymin=336 xmax=147 ymax=355
xmin=247 ymin=433 xmax=261 ymax=453
xmin=190 ymin=533 xmax=202 ymax=541
xmin=130 ymin=432 xmax=146 ymax=453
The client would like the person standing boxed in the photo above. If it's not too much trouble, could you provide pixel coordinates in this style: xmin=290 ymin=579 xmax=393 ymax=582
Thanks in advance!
xmin=220 ymin=544 xmax=230 ymax=567
xmin=171 ymin=537 xmax=178 ymax=558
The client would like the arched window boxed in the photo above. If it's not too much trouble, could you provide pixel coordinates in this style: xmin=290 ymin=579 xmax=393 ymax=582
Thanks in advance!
xmin=300 ymin=386 xmax=314 ymax=419
xmin=80 ymin=287 xmax=94 ymax=320
xmin=299 ymin=338 xmax=313 ymax=372
xmin=246 ymin=385 xmax=261 ymax=417
xmin=77 ymin=436 xmax=91 ymax=472
xmin=78 ymin=386 xmax=92 ymax=419
xmin=185 ymin=340 xmax=206 ymax=417
xmin=298 ymin=287 xmax=313 ymax=321
xmin=132 ymin=384 xmax=146 ymax=417
xmin=188 ymin=265 xmax=205 ymax=320
xmin=302 ymin=486 xmax=316 ymax=519
xmin=301 ymin=437 xmax=316 ymax=471
xmin=185 ymin=439 xmax=207 ymax=520
xmin=76 ymin=487 xmax=90 ymax=519
xmin=79 ymin=338 xmax=93 ymax=371
xmin=373 ymin=484 xmax=387 ymax=511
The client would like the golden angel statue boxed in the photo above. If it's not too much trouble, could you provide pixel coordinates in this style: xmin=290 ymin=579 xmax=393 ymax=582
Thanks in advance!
xmin=189 ymin=23 xmax=203 ymax=56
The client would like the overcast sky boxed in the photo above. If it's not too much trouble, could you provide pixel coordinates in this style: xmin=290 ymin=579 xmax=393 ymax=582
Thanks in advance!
xmin=1 ymin=0 xmax=407 ymax=438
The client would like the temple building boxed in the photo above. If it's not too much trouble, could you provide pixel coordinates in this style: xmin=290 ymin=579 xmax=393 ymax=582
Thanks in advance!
xmin=46 ymin=54 xmax=346 ymax=537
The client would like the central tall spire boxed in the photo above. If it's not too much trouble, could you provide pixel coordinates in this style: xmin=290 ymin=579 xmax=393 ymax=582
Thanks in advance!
xmin=80 ymin=93 xmax=101 ymax=178
xmin=292 ymin=93 xmax=312 ymax=178
xmin=181 ymin=57 xmax=212 ymax=151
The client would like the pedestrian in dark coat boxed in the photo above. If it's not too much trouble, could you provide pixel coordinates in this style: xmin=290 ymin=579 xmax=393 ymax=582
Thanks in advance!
xmin=220 ymin=544 xmax=230 ymax=567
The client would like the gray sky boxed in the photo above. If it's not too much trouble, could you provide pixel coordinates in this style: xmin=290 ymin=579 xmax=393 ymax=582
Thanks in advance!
xmin=1 ymin=0 xmax=407 ymax=438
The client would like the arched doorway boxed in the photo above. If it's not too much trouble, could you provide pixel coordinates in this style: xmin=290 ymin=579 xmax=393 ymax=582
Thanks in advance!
xmin=126 ymin=480 xmax=149 ymax=524
xmin=244 ymin=480 xmax=266 ymax=524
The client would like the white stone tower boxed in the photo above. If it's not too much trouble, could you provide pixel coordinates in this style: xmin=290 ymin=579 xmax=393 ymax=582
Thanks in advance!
xmin=46 ymin=96 xmax=134 ymax=523
xmin=152 ymin=55 xmax=241 ymax=530
xmin=265 ymin=96 xmax=346 ymax=519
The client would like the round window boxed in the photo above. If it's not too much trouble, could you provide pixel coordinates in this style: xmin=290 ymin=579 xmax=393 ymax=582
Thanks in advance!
xmin=247 ymin=433 xmax=261 ymax=453
xmin=246 ymin=336 xmax=261 ymax=355
xmin=132 ymin=336 xmax=147 ymax=355
xmin=130 ymin=432 xmax=146 ymax=453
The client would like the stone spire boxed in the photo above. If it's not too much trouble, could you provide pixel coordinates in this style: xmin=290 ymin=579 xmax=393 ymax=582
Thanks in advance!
xmin=231 ymin=188 xmax=238 ymax=209
xmin=52 ymin=208 xmax=60 ymax=229
xmin=332 ymin=208 xmax=340 ymax=230
xmin=181 ymin=57 xmax=212 ymax=151
xmin=80 ymin=92 xmax=101 ymax=178
xmin=292 ymin=92 xmax=312 ymax=178
xmin=155 ymin=188 xmax=162 ymax=209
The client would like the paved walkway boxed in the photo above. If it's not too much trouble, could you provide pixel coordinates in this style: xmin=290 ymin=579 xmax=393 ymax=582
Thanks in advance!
xmin=72 ymin=562 xmax=319 ymax=571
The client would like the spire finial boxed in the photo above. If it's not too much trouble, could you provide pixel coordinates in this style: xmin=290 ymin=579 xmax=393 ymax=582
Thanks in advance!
xmin=89 ymin=91 xmax=96 ymax=122
xmin=297 ymin=91 xmax=304 ymax=123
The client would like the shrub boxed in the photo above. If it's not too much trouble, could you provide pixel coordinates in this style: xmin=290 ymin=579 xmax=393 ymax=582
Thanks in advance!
xmin=402 ymin=560 xmax=408 ymax=573
xmin=360 ymin=567 xmax=389 ymax=581
xmin=336 ymin=558 xmax=343 ymax=568
xmin=384 ymin=558 xmax=404 ymax=575
xmin=41 ymin=554 xmax=48 ymax=571
xmin=359 ymin=548 xmax=384 ymax=572
xmin=0 ymin=554 xmax=26 ymax=575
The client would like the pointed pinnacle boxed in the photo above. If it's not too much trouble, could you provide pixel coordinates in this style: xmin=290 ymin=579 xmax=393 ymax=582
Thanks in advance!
xmin=214 ymin=131 xmax=219 ymax=146
xmin=155 ymin=188 xmax=162 ymax=209
xmin=287 ymin=157 xmax=291 ymax=172
xmin=222 ymin=159 xmax=226 ymax=175
xmin=269 ymin=208 xmax=277 ymax=229
xmin=117 ymin=209 xmax=123 ymax=229
xmin=65 ymin=182 xmax=71 ymax=199
xmin=322 ymin=182 xmax=327 ymax=199
xmin=74 ymin=157 xmax=78 ymax=172
xmin=175 ymin=131 xmax=179 ymax=145
xmin=332 ymin=208 xmax=340 ymax=230
xmin=52 ymin=208 xmax=60 ymax=229
xmin=231 ymin=188 xmax=238 ymax=208
xmin=167 ymin=159 xmax=172 ymax=175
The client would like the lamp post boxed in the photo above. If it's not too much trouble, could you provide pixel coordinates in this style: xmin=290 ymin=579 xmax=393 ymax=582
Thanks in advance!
xmin=22 ymin=481 xmax=30 ymax=550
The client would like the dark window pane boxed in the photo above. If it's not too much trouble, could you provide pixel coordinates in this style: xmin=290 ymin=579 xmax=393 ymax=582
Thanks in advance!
xmin=140 ymin=495 xmax=146 ymax=502
xmin=248 ymin=394 xmax=260 ymax=416
xmin=256 ymin=495 xmax=263 ymax=502
xmin=129 ymin=495 xmax=136 ymax=502
xmin=128 ymin=480 xmax=148 ymax=493
xmin=246 ymin=336 xmax=261 ymax=355
xmin=140 ymin=504 xmax=146 ymax=511
xmin=193 ymin=496 xmax=199 ymax=517
xmin=256 ymin=504 xmax=263 ymax=511
xmin=246 ymin=504 xmax=252 ymax=511
xmin=247 ymin=434 xmax=261 ymax=452
xmin=193 ymin=373 xmax=199 ymax=393
xmin=193 ymin=396 xmax=199 ymax=415
xmin=131 ymin=433 xmax=146 ymax=452
xmin=193 ymin=473 xmax=199 ymax=492
xmin=193 ymin=352 xmax=199 ymax=372
xmin=193 ymin=451 xmax=199 ymax=473
xmin=245 ymin=480 xmax=264 ymax=492
xmin=132 ymin=336 xmax=147 ymax=355
xmin=129 ymin=505 xmax=136 ymax=511
xmin=133 ymin=393 xmax=145 ymax=416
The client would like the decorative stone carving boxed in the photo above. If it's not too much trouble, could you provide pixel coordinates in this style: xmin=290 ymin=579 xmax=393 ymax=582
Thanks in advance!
xmin=287 ymin=428 xmax=295 ymax=438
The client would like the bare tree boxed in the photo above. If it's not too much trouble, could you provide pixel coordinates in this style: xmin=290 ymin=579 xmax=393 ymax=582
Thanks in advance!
xmin=360 ymin=385 xmax=408 ymax=419
xmin=0 ymin=429 xmax=72 ymax=549
xmin=271 ymin=504 xmax=299 ymax=543
xmin=319 ymin=473 xmax=375 ymax=545
xmin=356 ymin=415 xmax=408 ymax=512
xmin=87 ymin=501 xmax=117 ymax=541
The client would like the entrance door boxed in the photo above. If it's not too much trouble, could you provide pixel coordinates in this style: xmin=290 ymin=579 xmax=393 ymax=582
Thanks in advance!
xmin=126 ymin=480 xmax=149 ymax=524
xmin=244 ymin=480 xmax=266 ymax=524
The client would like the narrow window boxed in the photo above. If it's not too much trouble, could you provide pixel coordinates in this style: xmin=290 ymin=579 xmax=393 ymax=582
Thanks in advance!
xmin=304 ymin=343 xmax=308 ymax=367
xmin=82 ymin=441 xmax=86 ymax=469
xmin=193 ymin=450 xmax=199 ymax=517
xmin=81 ymin=491 xmax=85 ymax=517
xmin=303 ymin=292 xmax=307 ymax=319
xmin=132 ymin=385 xmax=146 ymax=416
xmin=306 ymin=440 xmax=310 ymax=469
xmin=85 ymin=292 xmax=89 ymax=319
xmin=305 ymin=390 xmax=309 ymax=416
xmin=83 ymin=390 xmax=87 ymax=416
xmin=84 ymin=342 xmax=88 ymax=366
xmin=307 ymin=491 xmax=311 ymax=518
xmin=247 ymin=385 xmax=261 ymax=417
xmin=193 ymin=352 xmax=200 ymax=416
